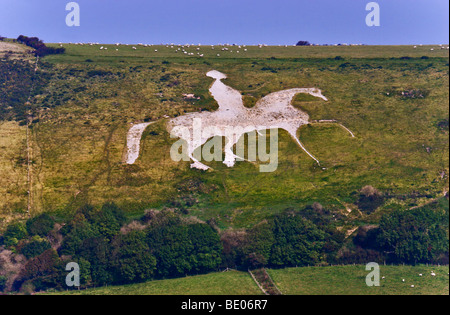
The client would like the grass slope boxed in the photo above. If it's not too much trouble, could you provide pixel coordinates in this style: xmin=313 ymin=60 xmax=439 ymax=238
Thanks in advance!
xmin=0 ymin=43 xmax=448 ymax=229
xmin=47 ymin=265 xmax=449 ymax=295
xmin=48 ymin=270 xmax=262 ymax=295
xmin=268 ymin=265 xmax=449 ymax=295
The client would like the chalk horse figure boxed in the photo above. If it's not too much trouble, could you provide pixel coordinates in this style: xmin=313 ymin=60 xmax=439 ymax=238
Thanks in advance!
xmin=126 ymin=70 xmax=355 ymax=170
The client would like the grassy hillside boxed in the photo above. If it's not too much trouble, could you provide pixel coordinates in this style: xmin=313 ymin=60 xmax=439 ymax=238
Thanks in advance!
xmin=47 ymin=265 xmax=449 ymax=295
xmin=47 ymin=270 xmax=262 ymax=295
xmin=268 ymin=265 xmax=449 ymax=295
xmin=0 ymin=43 xmax=448 ymax=229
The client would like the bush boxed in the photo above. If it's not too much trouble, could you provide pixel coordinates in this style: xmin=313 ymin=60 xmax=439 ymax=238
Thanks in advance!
xmin=356 ymin=185 xmax=384 ymax=214
xmin=110 ymin=231 xmax=156 ymax=284
xmin=13 ymin=249 xmax=62 ymax=292
xmin=20 ymin=236 xmax=52 ymax=259
xmin=3 ymin=222 xmax=28 ymax=248
xmin=377 ymin=207 xmax=449 ymax=264
xmin=269 ymin=214 xmax=325 ymax=267
xmin=296 ymin=41 xmax=311 ymax=46
xmin=26 ymin=213 xmax=55 ymax=237
xmin=17 ymin=35 xmax=65 ymax=57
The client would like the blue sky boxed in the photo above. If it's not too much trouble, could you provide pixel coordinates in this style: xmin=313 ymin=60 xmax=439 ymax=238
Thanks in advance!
xmin=0 ymin=0 xmax=448 ymax=45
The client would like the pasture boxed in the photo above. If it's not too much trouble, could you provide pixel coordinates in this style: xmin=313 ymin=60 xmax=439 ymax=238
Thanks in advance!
xmin=0 ymin=43 xmax=448 ymax=230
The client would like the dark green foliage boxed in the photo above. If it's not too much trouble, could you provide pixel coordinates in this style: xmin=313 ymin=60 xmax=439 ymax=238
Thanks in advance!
xmin=296 ymin=41 xmax=311 ymax=46
xmin=20 ymin=237 xmax=52 ymax=259
xmin=59 ymin=218 xmax=101 ymax=256
xmin=337 ymin=247 xmax=386 ymax=265
xmin=269 ymin=214 xmax=326 ymax=267
xmin=26 ymin=213 xmax=55 ymax=237
xmin=377 ymin=206 xmax=449 ymax=264
xmin=354 ymin=226 xmax=380 ymax=250
xmin=17 ymin=35 xmax=65 ymax=56
xmin=243 ymin=223 xmax=274 ymax=268
xmin=3 ymin=222 xmax=27 ymax=247
xmin=91 ymin=202 xmax=127 ymax=240
xmin=147 ymin=219 xmax=222 ymax=278
xmin=110 ymin=231 xmax=156 ymax=284
xmin=356 ymin=186 xmax=384 ymax=214
xmin=77 ymin=237 xmax=114 ymax=285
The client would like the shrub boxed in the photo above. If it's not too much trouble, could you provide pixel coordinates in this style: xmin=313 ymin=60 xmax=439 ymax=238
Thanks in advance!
xmin=3 ymin=222 xmax=28 ymax=248
xmin=377 ymin=207 xmax=449 ymax=264
xmin=296 ymin=41 xmax=311 ymax=46
xmin=26 ymin=213 xmax=55 ymax=237
xmin=269 ymin=214 xmax=325 ymax=267
xmin=20 ymin=236 xmax=52 ymax=259
xmin=356 ymin=185 xmax=384 ymax=214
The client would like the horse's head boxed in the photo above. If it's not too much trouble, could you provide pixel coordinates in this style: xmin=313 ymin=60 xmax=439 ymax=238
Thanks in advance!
xmin=308 ymin=88 xmax=328 ymax=101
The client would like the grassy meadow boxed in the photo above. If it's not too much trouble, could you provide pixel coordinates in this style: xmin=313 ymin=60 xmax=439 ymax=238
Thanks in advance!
xmin=46 ymin=265 xmax=449 ymax=295
xmin=0 ymin=43 xmax=448 ymax=230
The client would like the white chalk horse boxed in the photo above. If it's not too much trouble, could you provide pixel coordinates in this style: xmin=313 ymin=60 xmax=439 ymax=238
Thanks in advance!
xmin=127 ymin=70 xmax=354 ymax=170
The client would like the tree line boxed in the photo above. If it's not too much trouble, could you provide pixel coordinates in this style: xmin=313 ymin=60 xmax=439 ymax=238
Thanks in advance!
xmin=0 ymin=198 xmax=448 ymax=293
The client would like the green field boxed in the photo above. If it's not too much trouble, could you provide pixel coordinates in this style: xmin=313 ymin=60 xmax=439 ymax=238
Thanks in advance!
xmin=47 ymin=270 xmax=262 ymax=295
xmin=47 ymin=265 xmax=449 ymax=295
xmin=268 ymin=265 xmax=449 ymax=295
xmin=0 ymin=43 xmax=448 ymax=230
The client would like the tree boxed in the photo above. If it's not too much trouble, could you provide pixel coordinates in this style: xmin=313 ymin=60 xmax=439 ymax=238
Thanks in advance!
xmin=187 ymin=224 xmax=223 ymax=274
xmin=26 ymin=213 xmax=55 ymax=237
xmin=3 ymin=222 xmax=28 ymax=248
xmin=296 ymin=41 xmax=311 ymax=46
xmin=243 ymin=222 xmax=275 ymax=268
xmin=110 ymin=231 xmax=156 ymax=284
xmin=20 ymin=236 xmax=51 ymax=259
xmin=269 ymin=214 xmax=325 ymax=267
xmin=13 ymin=249 xmax=62 ymax=292
xmin=91 ymin=202 xmax=127 ymax=240
xmin=377 ymin=207 xmax=449 ymax=264
xmin=147 ymin=222 xmax=222 ymax=278
xmin=356 ymin=185 xmax=384 ymax=214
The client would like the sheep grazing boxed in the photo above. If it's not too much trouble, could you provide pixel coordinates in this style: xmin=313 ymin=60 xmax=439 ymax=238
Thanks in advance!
xmin=431 ymin=272 xmax=436 ymax=276
xmin=413 ymin=46 xmax=417 ymax=48
xmin=411 ymin=285 xmax=415 ymax=288
xmin=155 ymin=49 xmax=158 ymax=52
xmin=402 ymin=279 xmax=405 ymax=282
xmin=132 ymin=47 xmax=137 ymax=50
xmin=419 ymin=274 xmax=423 ymax=277
xmin=217 ymin=54 xmax=220 ymax=57
xmin=100 ymin=46 xmax=104 ymax=50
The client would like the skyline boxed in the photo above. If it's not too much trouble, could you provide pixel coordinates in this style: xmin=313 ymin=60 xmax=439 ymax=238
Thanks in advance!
xmin=0 ymin=0 xmax=449 ymax=45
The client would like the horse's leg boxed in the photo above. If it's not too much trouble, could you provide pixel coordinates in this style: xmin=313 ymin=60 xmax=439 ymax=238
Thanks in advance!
xmin=188 ymin=146 xmax=211 ymax=170
xmin=285 ymin=127 xmax=321 ymax=165
xmin=310 ymin=121 xmax=355 ymax=138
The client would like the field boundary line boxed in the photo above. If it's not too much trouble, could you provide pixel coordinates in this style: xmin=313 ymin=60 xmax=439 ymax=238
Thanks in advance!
xmin=248 ymin=269 xmax=269 ymax=295
xmin=262 ymin=268 xmax=283 ymax=295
